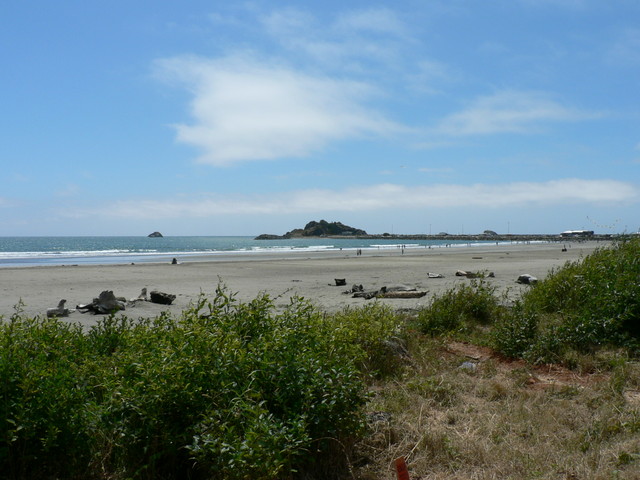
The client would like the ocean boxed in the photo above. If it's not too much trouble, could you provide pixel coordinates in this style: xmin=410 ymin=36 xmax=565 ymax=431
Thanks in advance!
xmin=0 ymin=236 xmax=503 ymax=267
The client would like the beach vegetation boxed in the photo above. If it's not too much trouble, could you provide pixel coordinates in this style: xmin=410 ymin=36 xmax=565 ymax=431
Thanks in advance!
xmin=2 ymin=239 xmax=640 ymax=479
xmin=492 ymin=237 xmax=640 ymax=363
xmin=415 ymin=279 xmax=505 ymax=336
xmin=0 ymin=288 xmax=401 ymax=480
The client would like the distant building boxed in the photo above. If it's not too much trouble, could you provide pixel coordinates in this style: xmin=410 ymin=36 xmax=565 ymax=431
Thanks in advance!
xmin=560 ymin=230 xmax=594 ymax=238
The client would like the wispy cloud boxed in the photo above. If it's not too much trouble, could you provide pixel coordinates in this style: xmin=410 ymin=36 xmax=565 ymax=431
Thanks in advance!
xmin=517 ymin=0 xmax=588 ymax=9
xmin=157 ymin=8 xmax=599 ymax=166
xmin=334 ymin=8 xmax=407 ymax=37
xmin=433 ymin=90 xmax=595 ymax=136
xmin=54 ymin=183 xmax=81 ymax=198
xmin=608 ymin=28 xmax=640 ymax=66
xmin=155 ymin=54 xmax=401 ymax=165
xmin=71 ymin=179 xmax=638 ymax=219
xmin=261 ymin=7 xmax=409 ymax=69
xmin=418 ymin=167 xmax=455 ymax=174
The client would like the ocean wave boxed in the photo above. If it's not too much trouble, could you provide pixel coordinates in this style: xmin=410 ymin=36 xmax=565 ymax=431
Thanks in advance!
xmin=0 ymin=249 xmax=142 ymax=259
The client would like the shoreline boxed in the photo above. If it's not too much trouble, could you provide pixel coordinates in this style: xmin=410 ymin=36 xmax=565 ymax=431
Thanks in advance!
xmin=0 ymin=235 xmax=614 ymax=269
xmin=0 ymin=241 xmax=606 ymax=326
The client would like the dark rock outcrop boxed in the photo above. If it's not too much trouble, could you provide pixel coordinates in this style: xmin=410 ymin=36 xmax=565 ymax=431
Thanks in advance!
xmin=254 ymin=234 xmax=283 ymax=240
xmin=148 ymin=231 xmax=163 ymax=238
xmin=256 ymin=220 xmax=367 ymax=239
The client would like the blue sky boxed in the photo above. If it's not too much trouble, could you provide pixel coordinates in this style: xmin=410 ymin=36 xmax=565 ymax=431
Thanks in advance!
xmin=1 ymin=1 xmax=639 ymax=236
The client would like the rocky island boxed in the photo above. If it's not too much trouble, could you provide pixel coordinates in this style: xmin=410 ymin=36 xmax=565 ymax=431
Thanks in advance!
xmin=256 ymin=222 xmax=612 ymax=242
xmin=148 ymin=231 xmax=163 ymax=238
xmin=255 ymin=220 xmax=367 ymax=239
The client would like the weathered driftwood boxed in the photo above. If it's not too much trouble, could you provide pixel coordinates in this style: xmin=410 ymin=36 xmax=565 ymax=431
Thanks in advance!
xmin=342 ymin=284 xmax=364 ymax=295
xmin=47 ymin=299 xmax=70 ymax=318
xmin=352 ymin=285 xmax=427 ymax=299
xmin=77 ymin=291 xmax=125 ymax=314
xmin=352 ymin=290 xmax=379 ymax=299
xmin=149 ymin=290 xmax=176 ymax=305
xmin=128 ymin=288 xmax=148 ymax=306
xmin=516 ymin=274 xmax=538 ymax=285
xmin=380 ymin=284 xmax=415 ymax=293
xmin=455 ymin=270 xmax=494 ymax=279
xmin=135 ymin=287 xmax=148 ymax=301
xmin=377 ymin=290 xmax=427 ymax=299
xmin=427 ymin=272 xmax=444 ymax=278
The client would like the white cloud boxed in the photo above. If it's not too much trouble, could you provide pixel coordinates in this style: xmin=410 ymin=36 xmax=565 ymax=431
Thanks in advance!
xmin=156 ymin=54 xmax=400 ymax=165
xmin=434 ymin=90 xmax=594 ymax=136
xmin=75 ymin=179 xmax=638 ymax=219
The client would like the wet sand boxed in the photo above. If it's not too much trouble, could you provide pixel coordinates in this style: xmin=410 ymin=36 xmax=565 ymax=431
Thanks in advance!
xmin=0 ymin=241 xmax=604 ymax=327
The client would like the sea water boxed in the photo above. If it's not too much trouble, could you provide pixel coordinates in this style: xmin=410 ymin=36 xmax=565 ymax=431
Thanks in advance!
xmin=0 ymin=236 xmax=500 ymax=267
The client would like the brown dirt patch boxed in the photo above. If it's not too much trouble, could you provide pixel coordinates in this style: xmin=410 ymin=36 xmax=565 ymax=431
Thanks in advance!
xmin=446 ymin=341 xmax=608 ymax=390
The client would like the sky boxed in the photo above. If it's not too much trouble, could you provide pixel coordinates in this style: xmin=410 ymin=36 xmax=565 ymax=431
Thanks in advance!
xmin=1 ymin=0 xmax=639 ymax=236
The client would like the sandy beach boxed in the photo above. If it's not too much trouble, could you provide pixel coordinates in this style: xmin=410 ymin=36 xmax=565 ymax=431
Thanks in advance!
xmin=0 ymin=241 xmax=605 ymax=326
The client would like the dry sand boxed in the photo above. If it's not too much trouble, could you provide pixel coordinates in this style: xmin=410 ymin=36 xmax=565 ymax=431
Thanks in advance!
xmin=0 ymin=241 xmax=605 ymax=327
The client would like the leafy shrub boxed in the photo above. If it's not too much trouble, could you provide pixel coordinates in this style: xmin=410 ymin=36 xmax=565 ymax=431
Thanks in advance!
xmin=0 ymin=289 xmax=390 ymax=479
xmin=527 ymin=239 xmax=639 ymax=335
xmin=329 ymin=303 xmax=404 ymax=376
xmin=0 ymin=313 xmax=101 ymax=479
xmin=416 ymin=280 xmax=503 ymax=336
xmin=492 ymin=238 xmax=640 ymax=362
xmin=491 ymin=302 xmax=539 ymax=360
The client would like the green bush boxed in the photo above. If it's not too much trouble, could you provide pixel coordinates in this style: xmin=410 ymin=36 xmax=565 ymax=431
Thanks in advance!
xmin=523 ymin=238 xmax=640 ymax=341
xmin=0 ymin=314 xmax=96 ymax=479
xmin=491 ymin=302 xmax=539 ymax=360
xmin=492 ymin=238 xmax=640 ymax=362
xmin=0 ymin=289 xmax=387 ymax=480
xmin=329 ymin=303 xmax=404 ymax=377
xmin=416 ymin=279 xmax=503 ymax=336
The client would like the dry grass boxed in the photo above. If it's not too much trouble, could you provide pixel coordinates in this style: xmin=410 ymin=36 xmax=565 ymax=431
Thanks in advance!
xmin=352 ymin=336 xmax=640 ymax=480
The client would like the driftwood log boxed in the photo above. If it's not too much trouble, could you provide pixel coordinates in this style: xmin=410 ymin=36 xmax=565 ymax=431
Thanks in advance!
xmin=47 ymin=299 xmax=70 ymax=318
xmin=516 ymin=274 xmax=538 ymax=285
xmin=456 ymin=270 xmax=495 ymax=279
xmin=77 ymin=291 xmax=125 ymax=314
xmin=376 ymin=290 xmax=427 ymax=299
xmin=149 ymin=290 xmax=176 ymax=305
xmin=352 ymin=285 xmax=427 ymax=299
xmin=128 ymin=288 xmax=148 ymax=306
